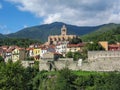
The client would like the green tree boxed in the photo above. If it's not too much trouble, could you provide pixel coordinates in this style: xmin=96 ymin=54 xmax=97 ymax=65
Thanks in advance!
xmin=0 ymin=61 xmax=31 ymax=90
xmin=86 ymin=42 xmax=104 ymax=51
xmin=73 ymin=52 xmax=82 ymax=61
xmin=108 ymin=39 xmax=116 ymax=44
xmin=69 ymin=37 xmax=82 ymax=44
xmin=55 ymin=68 xmax=76 ymax=90
xmin=66 ymin=52 xmax=73 ymax=58
xmin=0 ymin=56 xmax=4 ymax=62
xmin=66 ymin=51 xmax=85 ymax=61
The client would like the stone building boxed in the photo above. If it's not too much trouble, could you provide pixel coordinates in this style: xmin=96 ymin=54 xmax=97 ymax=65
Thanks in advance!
xmin=55 ymin=41 xmax=68 ymax=56
xmin=67 ymin=43 xmax=85 ymax=52
xmin=48 ymin=25 xmax=76 ymax=45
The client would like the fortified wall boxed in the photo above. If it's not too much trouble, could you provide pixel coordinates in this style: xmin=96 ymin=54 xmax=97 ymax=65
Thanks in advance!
xmin=39 ymin=58 xmax=82 ymax=71
xmin=81 ymin=59 xmax=120 ymax=71
xmin=88 ymin=51 xmax=120 ymax=61
xmin=39 ymin=51 xmax=120 ymax=71
xmin=83 ymin=51 xmax=120 ymax=71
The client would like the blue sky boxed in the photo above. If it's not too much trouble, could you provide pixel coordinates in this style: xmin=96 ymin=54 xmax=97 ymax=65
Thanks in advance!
xmin=0 ymin=0 xmax=42 ymax=34
xmin=0 ymin=0 xmax=120 ymax=34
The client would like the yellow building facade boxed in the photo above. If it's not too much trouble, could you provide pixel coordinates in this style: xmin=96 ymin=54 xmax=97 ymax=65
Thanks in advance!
xmin=99 ymin=41 xmax=108 ymax=51
xmin=33 ymin=48 xmax=41 ymax=60
xmin=12 ymin=48 xmax=20 ymax=62
xmin=67 ymin=44 xmax=85 ymax=52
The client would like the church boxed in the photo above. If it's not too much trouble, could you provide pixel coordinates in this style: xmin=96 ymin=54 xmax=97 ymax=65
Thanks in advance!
xmin=47 ymin=25 xmax=77 ymax=45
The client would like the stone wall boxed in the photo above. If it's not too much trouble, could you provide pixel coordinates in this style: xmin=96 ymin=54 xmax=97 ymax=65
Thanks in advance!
xmin=39 ymin=51 xmax=120 ymax=71
xmin=84 ymin=51 xmax=120 ymax=71
xmin=81 ymin=58 xmax=120 ymax=71
xmin=88 ymin=51 xmax=120 ymax=61
xmin=39 ymin=60 xmax=50 ymax=71
xmin=39 ymin=58 xmax=80 ymax=71
xmin=21 ymin=61 xmax=34 ymax=68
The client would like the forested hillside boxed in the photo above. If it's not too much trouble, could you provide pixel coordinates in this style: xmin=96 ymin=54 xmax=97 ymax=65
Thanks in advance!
xmin=81 ymin=23 xmax=120 ymax=43
xmin=5 ymin=22 xmax=102 ymax=42
xmin=0 ymin=38 xmax=41 ymax=47
xmin=0 ymin=22 xmax=119 ymax=43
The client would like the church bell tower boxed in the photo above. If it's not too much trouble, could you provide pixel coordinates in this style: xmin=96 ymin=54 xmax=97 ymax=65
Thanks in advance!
xmin=61 ymin=25 xmax=67 ymax=36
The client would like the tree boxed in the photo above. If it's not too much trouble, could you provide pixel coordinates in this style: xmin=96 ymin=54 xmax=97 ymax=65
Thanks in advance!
xmin=86 ymin=42 xmax=104 ymax=51
xmin=74 ymin=52 xmax=82 ymax=61
xmin=0 ymin=56 xmax=4 ymax=62
xmin=0 ymin=61 xmax=31 ymax=90
xmin=69 ymin=37 xmax=82 ymax=44
xmin=66 ymin=52 xmax=73 ymax=58
xmin=55 ymin=68 xmax=76 ymax=90
xmin=0 ymin=38 xmax=41 ymax=48
xmin=108 ymin=39 xmax=116 ymax=44
xmin=66 ymin=51 xmax=85 ymax=61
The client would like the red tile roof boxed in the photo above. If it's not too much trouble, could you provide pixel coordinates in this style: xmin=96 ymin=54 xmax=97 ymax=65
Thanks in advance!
xmin=26 ymin=48 xmax=34 ymax=51
xmin=67 ymin=43 xmax=85 ymax=48
xmin=108 ymin=44 xmax=120 ymax=47
xmin=108 ymin=44 xmax=120 ymax=51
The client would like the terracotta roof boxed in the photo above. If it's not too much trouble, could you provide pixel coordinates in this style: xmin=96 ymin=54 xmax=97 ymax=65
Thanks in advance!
xmin=56 ymin=43 xmax=61 ymax=46
xmin=47 ymin=45 xmax=56 ymax=48
xmin=41 ymin=47 xmax=47 ymax=50
xmin=0 ymin=48 xmax=4 ymax=53
xmin=29 ymin=44 xmax=42 ymax=48
xmin=19 ymin=48 xmax=25 ymax=50
xmin=1 ymin=46 xmax=8 ymax=50
xmin=26 ymin=48 xmax=34 ymax=50
xmin=5 ymin=46 xmax=20 ymax=52
xmin=67 ymin=43 xmax=85 ymax=48
xmin=108 ymin=44 xmax=120 ymax=47
xmin=53 ymin=52 xmax=62 ymax=55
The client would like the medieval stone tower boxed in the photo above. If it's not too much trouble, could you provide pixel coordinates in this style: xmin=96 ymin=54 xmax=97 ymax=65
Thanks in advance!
xmin=61 ymin=25 xmax=67 ymax=36
xmin=47 ymin=25 xmax=76 ymax=45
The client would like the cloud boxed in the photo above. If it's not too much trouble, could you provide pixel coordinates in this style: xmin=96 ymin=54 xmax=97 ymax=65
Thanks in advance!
xmin=0 ymin=25 xmax=7 ymax=29
xmin=0 ymin=25 xmax=11 ymax=34
xmin=6 ymin=0 xmax=120 ymax=26
xmin=0 ymin=3 xmax=2 ymax=9
xmin=23 ymin=25 xmax=28 ymax=28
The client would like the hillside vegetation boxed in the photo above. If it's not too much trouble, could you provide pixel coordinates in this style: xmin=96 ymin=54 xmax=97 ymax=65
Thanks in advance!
xmin=81 ymin=23 xmax=120 ymax=43
xmin=0 ymin=38 xmax=41 ymax=47
xmin=1 ymin=60 xmax=120 ymax=90
xmin=5 ymin=22 xmax=101 ymax=42
xmin=0 ymin=22 xmax=119 ymax=43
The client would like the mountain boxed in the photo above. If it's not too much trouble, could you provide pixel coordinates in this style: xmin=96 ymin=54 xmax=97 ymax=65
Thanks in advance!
xmin=0 ymin=22 xmax=119 ymax=43
xmin=0 ymin=33 xmax=6 ymax=38
xmin=6 ymin=22 xmax=102 ymax=42
xmin=81 ymin=23 xmax=120 ymax=42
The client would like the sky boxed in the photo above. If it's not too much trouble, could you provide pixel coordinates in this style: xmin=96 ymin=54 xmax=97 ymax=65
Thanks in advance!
xmin=0 ymin=0 xmax=120 ymax=34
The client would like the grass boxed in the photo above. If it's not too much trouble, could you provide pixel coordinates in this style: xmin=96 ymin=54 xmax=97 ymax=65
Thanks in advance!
xmin=72 ymin=70 xmax=102 ymax=76
xmin=40 ymin=70 xmax=105 ymax=76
